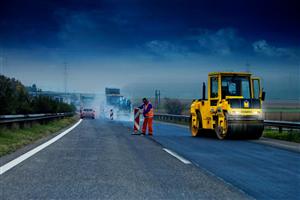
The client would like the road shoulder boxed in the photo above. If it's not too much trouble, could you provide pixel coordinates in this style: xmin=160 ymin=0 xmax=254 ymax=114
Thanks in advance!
xmin=254 ymin=137 xmax=300 ymax=153
xmin=0 ymin=118 xmax=80 ymax=166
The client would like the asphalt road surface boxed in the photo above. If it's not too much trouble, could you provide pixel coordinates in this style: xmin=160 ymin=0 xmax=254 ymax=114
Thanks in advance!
xmin=0 ymin=119 xmax=250 ymax=200
xmin=132 ymin=121 xmax=300 ymax=200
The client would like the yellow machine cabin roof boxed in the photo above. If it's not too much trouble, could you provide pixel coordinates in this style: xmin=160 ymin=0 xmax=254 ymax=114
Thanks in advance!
xmin=209 ymin=72 xmax=252 ymax=76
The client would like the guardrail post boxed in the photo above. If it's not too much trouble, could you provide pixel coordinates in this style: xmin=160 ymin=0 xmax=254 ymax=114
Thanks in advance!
xmin=12 ymin=122 xmax=19 ymax=129
xmin=279 ymin=112 xmax=283 ymax=133
xmin=280 ymin=112 xmax=282 ymax=121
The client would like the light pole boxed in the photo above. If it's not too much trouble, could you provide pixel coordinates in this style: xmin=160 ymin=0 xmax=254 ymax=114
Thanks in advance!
xmin=63 ymin=61 xmax=68 ymax=95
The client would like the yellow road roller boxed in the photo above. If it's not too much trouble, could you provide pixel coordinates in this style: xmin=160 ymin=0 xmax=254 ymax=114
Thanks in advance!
xmin=190 ymin=72 xmax=265 ymax=139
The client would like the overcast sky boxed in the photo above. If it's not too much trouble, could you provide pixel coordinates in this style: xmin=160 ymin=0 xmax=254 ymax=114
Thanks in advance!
xmin=0 ymin=0 xmax=299 ymax=100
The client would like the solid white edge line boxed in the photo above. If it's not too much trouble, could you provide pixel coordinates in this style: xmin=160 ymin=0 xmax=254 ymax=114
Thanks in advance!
xmin=0 ymin=119 xmax=83 ymax=175
xmin=163 ymin=148 xmax=191 ymax=164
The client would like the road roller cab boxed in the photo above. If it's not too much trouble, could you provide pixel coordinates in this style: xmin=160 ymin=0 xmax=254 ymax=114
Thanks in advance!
xmin=190 ymin=72 xmax=265 ymax=139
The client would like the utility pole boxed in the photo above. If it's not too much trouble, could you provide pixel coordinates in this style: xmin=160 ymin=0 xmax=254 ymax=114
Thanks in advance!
xmin=158 ymin=90 xmax=161 ymax=107
xmin=298 ymin=62 xmax=300 ymax=102
xmin=63 ymin=61 xmax=68 ymax=95
xmin=154 ymin=89 xmax=161 ymax=109
xmin=0 ymin=54 xmax=3 ymax=75
xmin=0 ymin=48 xmax=5 ymax=75
xmin=245 ymin=61 xmax=250 ymax=72
xmin=155 ymin=90 xmax=158 ymax=109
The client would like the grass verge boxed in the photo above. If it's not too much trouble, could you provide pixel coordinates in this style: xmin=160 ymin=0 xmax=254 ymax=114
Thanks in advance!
xmin=263 ymin=129 xmax=300 ymax=143
xmin=0 ymin=116 xmax=78 ymax=157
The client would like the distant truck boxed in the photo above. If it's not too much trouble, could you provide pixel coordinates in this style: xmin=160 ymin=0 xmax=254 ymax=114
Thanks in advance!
xmin=105 ymin=88 xmax=131 ymax=112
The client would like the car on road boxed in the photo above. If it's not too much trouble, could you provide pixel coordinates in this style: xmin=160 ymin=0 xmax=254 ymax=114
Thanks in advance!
xmin=80 ymin=108 xmax=95 ymax=119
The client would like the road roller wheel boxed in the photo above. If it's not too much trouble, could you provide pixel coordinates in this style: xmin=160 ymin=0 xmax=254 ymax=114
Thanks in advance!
xmin=215 ymin=113 xmax=229 ymax=139
xmin=190 ymin=113 xmax=203 ymax=137
xmin=215 ymin=125 xmax=227 ymax=139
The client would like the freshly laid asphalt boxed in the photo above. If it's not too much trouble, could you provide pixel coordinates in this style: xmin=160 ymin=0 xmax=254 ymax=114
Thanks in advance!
xmin=0 ymin=119 xmax=249 ymax=200
xmin=139 ymin=121 xmax=300 ymax=200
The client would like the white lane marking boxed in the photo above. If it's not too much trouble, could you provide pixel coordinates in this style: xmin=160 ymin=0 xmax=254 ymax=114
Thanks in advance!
xmin=0 ymin=119 xmax=83 ymax=175
xmin=163 ymin=148 xmax=191 ymax=164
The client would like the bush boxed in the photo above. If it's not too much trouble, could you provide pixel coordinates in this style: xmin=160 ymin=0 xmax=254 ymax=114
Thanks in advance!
xmin=164 ymin=98 xmax=184 ymax=115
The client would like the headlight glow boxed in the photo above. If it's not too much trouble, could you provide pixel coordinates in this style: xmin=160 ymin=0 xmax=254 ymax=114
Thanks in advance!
xmin=231 ymin=111 xmax=240 ymax=115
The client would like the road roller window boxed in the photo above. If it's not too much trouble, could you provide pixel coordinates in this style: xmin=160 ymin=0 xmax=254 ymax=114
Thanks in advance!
xmin=210 ymin=77 xmax=219 ymax=98
xmin=252 ymin=79 xmax=260 ymax=99
xmin=221 ymin=76 xmax=251 ymax=99
xmin=241 ymin=80 xmax=251 ymax=99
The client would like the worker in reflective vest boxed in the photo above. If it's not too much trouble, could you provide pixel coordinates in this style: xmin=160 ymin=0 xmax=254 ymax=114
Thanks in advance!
xmin=139 ymin=98 xmax=154 ymax=136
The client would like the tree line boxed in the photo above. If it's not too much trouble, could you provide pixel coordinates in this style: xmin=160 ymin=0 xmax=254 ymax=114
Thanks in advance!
xmin=0 ymin=75 xmax=75 ymax=115
xmin=163 ymin=98 xmax=185 ymax=115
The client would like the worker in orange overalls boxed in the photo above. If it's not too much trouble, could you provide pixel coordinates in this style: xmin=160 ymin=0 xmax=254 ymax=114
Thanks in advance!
xmin=139 ymin=98 xmax=154 ymax=136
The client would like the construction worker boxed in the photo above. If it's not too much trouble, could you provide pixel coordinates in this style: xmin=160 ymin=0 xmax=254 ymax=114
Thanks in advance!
xmin=139 ymin=98 xmax=154 ymax=136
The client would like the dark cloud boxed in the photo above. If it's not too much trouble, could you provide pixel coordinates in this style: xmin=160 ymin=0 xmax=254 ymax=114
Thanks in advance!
xmin=1 ymin=0 xmax=299 ymax=49
xmin=0 ymin=0 xmax=107 ymax=48
xmin=0 ymin=0 xmax=299 ymax=99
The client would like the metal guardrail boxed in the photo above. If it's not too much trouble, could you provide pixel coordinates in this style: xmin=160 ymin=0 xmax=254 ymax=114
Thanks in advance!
xmin=264 ymin=120 xmax=300 ymax=129
xmin=0 ymin=112 xmax=74 ymax=125
xmin=154 ymin=113 xmax=300 ymax=130
xmin=154 ymin=113 xmax=190 ymax=123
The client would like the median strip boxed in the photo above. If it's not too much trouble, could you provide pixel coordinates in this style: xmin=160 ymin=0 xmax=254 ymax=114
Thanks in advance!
xmin=163 ymin=148 xmax=191 ymax=164
xmin=0 ymin=119 xmax=82 ymax=175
